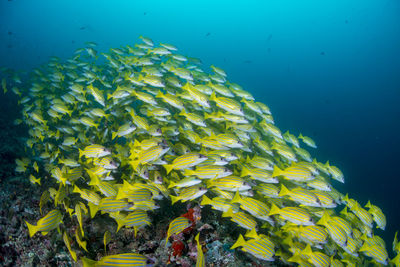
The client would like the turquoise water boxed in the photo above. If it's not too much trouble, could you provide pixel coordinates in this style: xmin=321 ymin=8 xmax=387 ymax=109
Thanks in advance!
xmin=1 ymin=0 xmax=400 ymax=258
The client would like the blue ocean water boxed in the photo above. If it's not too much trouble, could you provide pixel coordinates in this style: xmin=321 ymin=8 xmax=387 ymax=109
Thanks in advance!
xmin=1 ymin=0 xmax=399 ymax=257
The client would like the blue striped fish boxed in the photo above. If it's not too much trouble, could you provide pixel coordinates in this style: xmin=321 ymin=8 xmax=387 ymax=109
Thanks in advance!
xmin=365 ymin=200 xmax=386 ymax=230
xmin=231 ymin=234 xmax=275 ymax=261
xmin=301 ymin=244 xmax=331 ymax=267
xmin=63 ymin=231 xmax=77 ymax=261
xmin=116 ymin=210 xmax=150 ymax=235
xmin=269 ymin=204 xmax=314 ymax=226
xmin=79 ymin=144 xmax=110 ymax=158
xmin=25 ymin=209 xmax=63 ymax=237
xmin=164 ymin=153 xmax=208 ymax=174
xmin=222 ymin=208 xmax=257 ymax=230
xmin=165 ymin=216 xmax=191 ymax=246
xmin=195 ymin=233 xmax=205 ymax=267
xmin=81 ymin=253 xmax=153 ymax=267
xmin=272 ymin=165 xmax=314 ymax=182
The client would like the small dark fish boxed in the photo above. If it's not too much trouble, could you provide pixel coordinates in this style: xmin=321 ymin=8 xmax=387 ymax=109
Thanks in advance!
xmin=144 ymin=12 xmax=147 ymax=15
xmin=205 ymin=32 xmax=211 ymax=37
xmin=7 ymin=44 xmax=13 ymax=48
xmin=80 ymin=26 xmax=86 ymax=30
xmin=243 ymin=60 xmax=252 ymax=64
xmin=8 ymin=31 xmax=13 ymax=35
xmin=320 ymin=52 xmax=325 ymax=56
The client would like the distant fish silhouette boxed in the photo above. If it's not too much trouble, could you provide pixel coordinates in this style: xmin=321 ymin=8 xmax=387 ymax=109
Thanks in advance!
xmin=320 ymin=52 xmax=325 ymax=56
xmin=79 ymin=25 xmax=94 ymax=32
xmin=144 ymin=12 xmax=147 ymax=15
xmin=243 ymin=60 xmax=252 ymax=64
xmin=7 ymin=44 xmax=13 ymax=48
xmin=8 ymin=31 xmax=12 ymax=35
xmin=205 ymin=32 xmax=211 ymax=37
xmin=345 ymin=20 xmax=348 ymax=24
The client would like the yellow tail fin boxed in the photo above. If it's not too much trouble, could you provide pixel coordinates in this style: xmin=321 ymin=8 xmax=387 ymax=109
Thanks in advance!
xmin=272 ymin=165 xmax=283 ymax=178
xmin=231 ymin=234 xmax=246 ymax=250
xmin=268 ymin=203 xmax=281 ymax=216
xmin=164 ymin=164 xmax=174 ymax=174
xmin=230 ymin=190 xmax=243 ymax=204
xmin=279 ymin=184 xmax=291 ymax=197
xmin=25 ymin=221 xmax=38 ymax=238
xmin=200 ymin=195 xmax=212 ymax=206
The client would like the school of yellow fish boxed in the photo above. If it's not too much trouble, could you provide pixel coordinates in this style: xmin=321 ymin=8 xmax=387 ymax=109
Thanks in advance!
xmin=3 ymin=35 xmax=400 ymax=266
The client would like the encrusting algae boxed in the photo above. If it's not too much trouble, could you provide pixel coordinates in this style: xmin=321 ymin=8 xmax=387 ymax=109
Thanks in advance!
xmin=1 ymin=35 xmax=400 ymax=266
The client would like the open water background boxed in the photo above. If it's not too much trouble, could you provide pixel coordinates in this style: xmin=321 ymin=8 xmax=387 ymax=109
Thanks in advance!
xmin=1 ymin=0 xmax=399 ymax=251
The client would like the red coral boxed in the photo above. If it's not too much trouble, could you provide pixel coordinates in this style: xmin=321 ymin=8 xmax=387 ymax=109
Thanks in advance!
xmin=181 ymin=208 xmax=195 ymax=223
xmin=181 ymin=207 xmax=202 ymax=234
xmin=171 ymin=240 xmax=185 ymax=257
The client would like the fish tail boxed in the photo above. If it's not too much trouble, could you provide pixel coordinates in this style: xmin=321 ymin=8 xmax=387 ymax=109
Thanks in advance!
xmin=73 ymin=185 xmax=81 ymax=194
xmin=164 ymin=164 xmax=174 ymax=174
xmin=222 ymin=207 xmax=234 ymax=218
xmin=155 ymin=90 xmax=163 ymax=98
xmin=115 ymin=217 xmax=125 ymax=232
xmin=230 ymin=190 xmax=242 ymax=204
xmin=178 ymin=109 xmax=186 ymax=117
xmin=81 ymin=257 xmax=97 ymax=267
xmin=240 ymin=166 xmax=250 ymax=177
xmin=88 ymin=202 xmax=99 ymax=219
xmin=301 ymin=244 xmax=313 ymax=257
xmin=78 ymin=148 xmax=84 ymax=159
xmin=272 ymin=165 xmax=283 ymax=178
xmin=245 ymin=228 xmax=259 ymax=239
xmin=268 ymin=204 xmax=281 ymax=216
xmin=170 ymin=195 xmax=179 ymax=205
xmin=230 ymin=234 xmax=246 ymax=249
xmin=167 ymin=181 xmax=176 ymax=189
xmin=116 ymin=188 xmax=127 ymax=200
xmin=25 ymin=221 xmax=38 ymax=237
xmin=130 ymin=160 xmax=140 ymax=171
xmin=200 ymin=195 xmax=212 ymax=206
xmin=288 ymin=251 xmax=302 ymax=263
xmin=316 ymin=211 xmax=330 ymax=226
xmin=279 ymin=184 xmax=290 ymax=197
xmin=133 ymin=139 xmax=141 ymax=147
